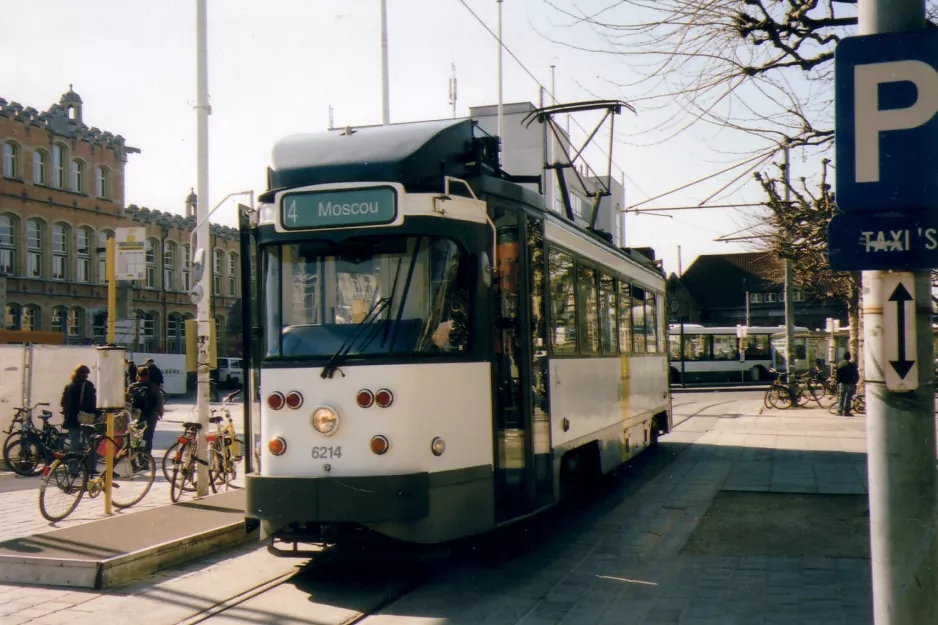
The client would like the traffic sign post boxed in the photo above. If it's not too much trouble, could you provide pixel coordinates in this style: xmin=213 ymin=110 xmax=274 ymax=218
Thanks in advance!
xmin=830 ymin=1 xmax=938 ymax=622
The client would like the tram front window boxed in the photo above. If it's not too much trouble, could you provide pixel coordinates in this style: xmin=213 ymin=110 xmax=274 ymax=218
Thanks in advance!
xmin=263 ymin=235 xmax=470 ymax=358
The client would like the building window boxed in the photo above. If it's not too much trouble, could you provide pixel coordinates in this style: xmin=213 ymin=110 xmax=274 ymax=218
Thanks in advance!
xmin=228 ymin=252 xmax=238 ymax=296
xmin=765 ymin=293 xmax=777 ymax=303
xmin=96 ymin=166 xmax=109 ymax=199
xmin=97 ymin=230 xmax=112 ymax=283
xmin=67 ymin=308 xmax=84 ymax=345
xmin=5 ymin=304 xmax=21 ymax=330
xmin=23 ymin=305 xmax=38 ymax=331
xmin=70 ymin=160 xmax=85 ymax=193
xmin=32 ymin=150 xmax=47 ymax=186
xmin=215 ymin=316 xmax=225 ymax=355
xmin=167 ymin=313 xmax=182 ymax=354
xmin=213 ymin=249 xmax=223 ymax=296
xmin=51 ymin=307 xmax=67 ymax=335
xmin=2 ymin=142 xmax=18 ymax=178
xmin=52 ymin=223 xmax=68 ymax=280
xmin=139 ymin=311 xmax=157 ymax=352
xmin=163 ymin=241 xmax=176 ymax=291
xmin=793 ymin=290 xmax=805 ymax=302
xmin=76 ymin=227 xmax=92 ymax=283
xmin=750 ymin=293 xmax=763 ymax=304
xmin=146 ymin=238 xmax=159 ymax=288
xmin=0 ymin=214 xmax=15 ymax=276
xmin=52 ymin=144 xmax=66 ymax=189
xmin=27 ymin=219 xmax=43 ymax=278
xmin=92 ymin=311 xmax=107 ymax=345
xmin=181 ymin=245 xmax=191 ymax=292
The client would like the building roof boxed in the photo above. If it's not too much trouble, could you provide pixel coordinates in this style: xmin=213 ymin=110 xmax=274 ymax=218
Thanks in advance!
xmin=678 ymin=251 xmax=785 ymax=310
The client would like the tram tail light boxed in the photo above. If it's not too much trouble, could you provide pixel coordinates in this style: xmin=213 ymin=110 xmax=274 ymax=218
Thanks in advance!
xmin=267 ymin=392 xmax=285 ymax=410
xmin=268 ymin=437 xmax=287 ymax=456
xmin=286 ymin=391 xmax=304 ymax=410
xmin=375 ymin=389 xmax=394 ymax=408
xmin=356 ymin=389 xmax=375 ymax=408
xmin=370 ymin=435 xmax=390 ymax=455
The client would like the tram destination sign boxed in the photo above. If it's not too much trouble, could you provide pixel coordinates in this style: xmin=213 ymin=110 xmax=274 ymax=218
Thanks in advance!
xmin=280 ymin=187 xmax=397 ymax=230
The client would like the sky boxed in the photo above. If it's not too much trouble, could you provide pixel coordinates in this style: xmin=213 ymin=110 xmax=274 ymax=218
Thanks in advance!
xmin=0 ymin=0 xmax=834 ymax=277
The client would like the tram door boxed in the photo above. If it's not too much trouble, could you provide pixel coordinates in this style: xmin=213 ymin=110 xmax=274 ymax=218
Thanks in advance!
xmin=492 ymin=209 xmax=553 ymax=521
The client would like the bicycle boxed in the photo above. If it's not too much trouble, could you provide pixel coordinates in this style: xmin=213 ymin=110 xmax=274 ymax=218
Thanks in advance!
xmin=37 ymin=418 xmax=155 ymax=522
xmin=763 ymin=369 xmax=813 ymax=409
xmin=828 ymin=387 xmax=867 ymax=416
xmin=802 ymin=365 xmax=838 ymax=409
xmin=169 ymin=421 xmax=215 ymax=503
xmin=207 ymin=390 xmax=245 ymax=491
xmin=3 ymin=403 xmax=67 ymax=477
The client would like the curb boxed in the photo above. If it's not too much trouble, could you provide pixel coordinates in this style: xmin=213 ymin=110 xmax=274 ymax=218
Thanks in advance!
xmin=0 ymin=520 xmax=256 ymax=590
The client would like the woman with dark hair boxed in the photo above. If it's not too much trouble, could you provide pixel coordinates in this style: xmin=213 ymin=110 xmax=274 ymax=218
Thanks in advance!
xmin=60 ymin=364 xmax=98 ymax=475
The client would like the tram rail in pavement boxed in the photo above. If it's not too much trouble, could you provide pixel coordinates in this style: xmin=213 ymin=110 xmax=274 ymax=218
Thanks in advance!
xmin=0 ymin=489 xmax=253 ymax=590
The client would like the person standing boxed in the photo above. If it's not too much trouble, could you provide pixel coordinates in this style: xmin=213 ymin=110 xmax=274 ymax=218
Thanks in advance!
xmin=836 ymin=352 xmax=860 ymax=416
xmin=128 ymin=366 xmax=164 ymax=454
xmin=60 ymin=364 xmax=98 ymax=475
xmin=144 ymin=358 xmax=164 ymax=387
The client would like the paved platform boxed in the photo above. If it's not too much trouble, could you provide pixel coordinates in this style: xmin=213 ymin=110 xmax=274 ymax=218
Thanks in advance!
xmin=0 ymin=489 xmax=253 ymax=590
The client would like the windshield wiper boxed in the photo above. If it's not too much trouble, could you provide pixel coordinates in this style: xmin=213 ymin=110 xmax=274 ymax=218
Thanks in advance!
xmin=320 ymin=296 xmax=391 ymax=379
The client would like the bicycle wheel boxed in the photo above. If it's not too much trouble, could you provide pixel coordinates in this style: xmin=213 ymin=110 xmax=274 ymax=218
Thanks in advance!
xmin=38 ymin=455 xmax=87 ymax=522
xmin=854 ymin=395 xmax=866 ymax=414
xmin=828 ymin=394 xmax=842 ymax=415
xmin=170 ymin=442 xmax=193 ymax=503
xmin=208 ymin=446 xmax=231 ymax=492
xmin=162 ymin=441 xmax=180 ymax=483
xmin=112 ymin=450 xmax=155 ymax=509
xmin=3 ymin=436 xmax=42 ymax=476
xmin=764 ymin=386 xmax=780 ymax=409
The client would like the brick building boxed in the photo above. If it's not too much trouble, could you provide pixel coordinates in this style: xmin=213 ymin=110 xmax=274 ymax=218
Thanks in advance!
xmin=0 ymin=87 xmax=242 ymax=355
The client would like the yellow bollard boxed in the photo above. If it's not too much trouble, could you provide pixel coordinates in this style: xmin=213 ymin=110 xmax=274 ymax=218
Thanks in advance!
xmin=104 ymin=411 xmax=114 ymax=514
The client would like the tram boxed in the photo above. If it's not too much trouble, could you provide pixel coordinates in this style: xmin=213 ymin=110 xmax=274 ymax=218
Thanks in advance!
xmin=241 ymin=116 xmax=671 ymax=549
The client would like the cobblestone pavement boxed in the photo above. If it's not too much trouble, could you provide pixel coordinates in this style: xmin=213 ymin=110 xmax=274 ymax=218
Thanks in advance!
xmin=1 ymin=397 xmax=877 ymax=625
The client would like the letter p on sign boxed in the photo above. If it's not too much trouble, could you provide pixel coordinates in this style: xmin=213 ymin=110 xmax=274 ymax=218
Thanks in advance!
xmin=855 ymin=60 xmax=938 ymax=183
xmin=835 ymin=30 xmax=938 ymax=212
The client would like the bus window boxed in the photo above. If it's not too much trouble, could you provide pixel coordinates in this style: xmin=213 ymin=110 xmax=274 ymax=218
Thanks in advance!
xmin=599 ymin=273 xmax=617 ymax=355
xmin=631 ymin=285 xmax=646 ymax=354
xmin=684 ymin=334 xmax=711 ymax=360
xmin=617 ymin=281 xmax=631 ymax=353
xmin=744 ymin=334 xmax=771 ymax=359
xmin=645 ymin=292 xmax=658 ymax=354
xmin=548 ymin=248 xmax=577 ymax=354
xmin=668 ymin=334 xmax=681 ymax=359
xmin=712 ymin=335 xmax=738 ymax=360
xmin=576 ymin=265 xmax=600 ymax=355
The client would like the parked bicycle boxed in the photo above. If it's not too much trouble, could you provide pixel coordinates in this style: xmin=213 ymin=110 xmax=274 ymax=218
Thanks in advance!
xmin=2 ymin=403 xmax=68 ymax=476
xmin=207 ymin=390 xmax=245 ymax=491
xmin=828 ymin=387 xmax=867 ymax=416
xmin=169 ymin=421 xmax=215 ymax=502
xmin=161 ymin=389 xmax=243 ymax=485
xmin=38 ymin=415 xmax=155 ymax=522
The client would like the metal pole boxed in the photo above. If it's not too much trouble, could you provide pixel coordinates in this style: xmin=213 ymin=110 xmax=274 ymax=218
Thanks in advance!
xmin=195 ymin=0 xmax=211 ymax=497
xmin=782 ymin=143 xmax=796 ymax=398
xmin=106 ymin=238 xmax=116 ymax=345
xmin=380 ymin=0 xmax=390 ymax=125
xmin=496 ymin=0 xmax=504 ymax=149
xmin=679 ymin=316 xmax=685 ymax=389
xmin=859 ymin=2 xmax=937 ymax=623
xmin=238 ymin=206 xmax=253 ymax=475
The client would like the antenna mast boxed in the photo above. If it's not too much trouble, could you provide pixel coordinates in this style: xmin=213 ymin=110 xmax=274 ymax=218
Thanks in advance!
xmin=448 ymin=63 xmax=458 ymax=118
xmin=328 ymin=105 xmax=334 ymax=130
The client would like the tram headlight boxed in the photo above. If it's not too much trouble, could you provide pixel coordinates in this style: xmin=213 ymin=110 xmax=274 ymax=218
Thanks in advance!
xmin=311 ymin=406 xmax=339 ymax=436
xmin=431 ymin=437 xmax=446 ymax=456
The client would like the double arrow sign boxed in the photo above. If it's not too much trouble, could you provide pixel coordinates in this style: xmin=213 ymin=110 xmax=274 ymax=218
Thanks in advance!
xmin=883 ymin=275 xmax=918 ymax=392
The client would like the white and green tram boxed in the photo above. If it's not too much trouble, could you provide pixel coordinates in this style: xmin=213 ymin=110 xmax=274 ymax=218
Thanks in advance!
xmin=242 ymin=117 xmax=671 ymax=550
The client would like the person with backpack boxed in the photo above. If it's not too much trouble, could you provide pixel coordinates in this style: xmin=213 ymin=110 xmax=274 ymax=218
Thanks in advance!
xmin=128 ymin=365 xmax=163 ymax=454
xmin=144 ymin=358 xmax=164 ymax=387
xmin=60 ymin=364 xmax=98 ymax=476
xmin=836 ymin=352 xmax=860 ymax=417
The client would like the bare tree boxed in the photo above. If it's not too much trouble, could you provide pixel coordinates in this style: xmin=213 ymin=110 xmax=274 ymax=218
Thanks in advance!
xmin=542 ymin=1 xmax=936 ymax=149
xmin=752 ymin=158 xmax=862 ymax=378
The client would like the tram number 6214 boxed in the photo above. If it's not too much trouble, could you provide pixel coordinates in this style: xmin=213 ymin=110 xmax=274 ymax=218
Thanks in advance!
xmin=312 ymin=446 xmax=342 ymax=459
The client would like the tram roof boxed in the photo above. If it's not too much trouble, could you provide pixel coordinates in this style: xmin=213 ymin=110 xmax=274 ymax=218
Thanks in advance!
xmin=269 ymin=118 xmax=483 ymax=192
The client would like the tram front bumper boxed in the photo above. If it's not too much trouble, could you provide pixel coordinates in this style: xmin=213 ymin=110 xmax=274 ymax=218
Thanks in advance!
xmin=245 ymin=472 xmax=430 ymax=524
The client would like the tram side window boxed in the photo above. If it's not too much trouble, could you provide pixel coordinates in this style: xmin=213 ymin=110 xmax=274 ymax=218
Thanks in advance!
xmin=645 ymin=292 xmax=658 ymax=354
xmin=617 ymin=280 xmax=632 ymax=353
xmin=631 ymin=285 xmax=646 ymax=353
xmin=576 ymin=264 xmax=600 ymax=355
xmin=599 ymin=273 xmax=617 ymax=355
xmin=548 ymin=248 xmax=577 ymax=354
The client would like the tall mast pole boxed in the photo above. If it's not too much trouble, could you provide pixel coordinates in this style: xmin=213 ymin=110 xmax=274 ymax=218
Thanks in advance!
xmin=195 ymin=0 xmax=211 ymax=496
xmin=496 ymin=0 xmax=504 ymax=150
xmin=381 ymin=0 xmax=390 ymax=125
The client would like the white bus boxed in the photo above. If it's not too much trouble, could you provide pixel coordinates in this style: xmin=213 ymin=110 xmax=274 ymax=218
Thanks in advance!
xmin=241 ymin=117 xmax=671 ymax=550
xmin=668 ymin=324 xmax=810 ymax=384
